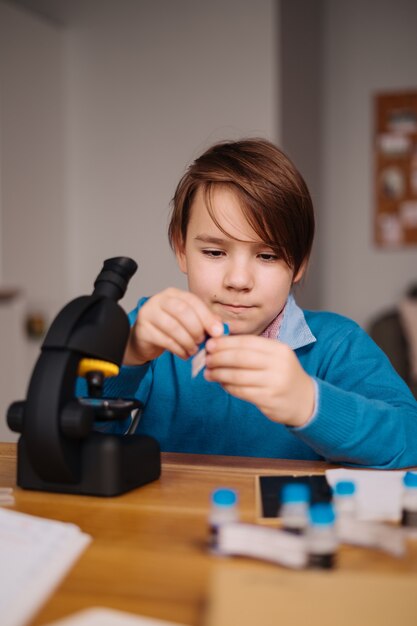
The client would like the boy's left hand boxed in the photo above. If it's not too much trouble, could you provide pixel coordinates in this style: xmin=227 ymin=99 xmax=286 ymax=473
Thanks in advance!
xmin=204 ymin=335 xmax=315 ymax=428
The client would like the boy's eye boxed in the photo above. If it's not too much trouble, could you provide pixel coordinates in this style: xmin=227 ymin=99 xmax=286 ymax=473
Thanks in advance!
xmin=258 ymin=253 xmax=279 ymax=261
xmin=202 ymin=249 xmax=224 ymax=258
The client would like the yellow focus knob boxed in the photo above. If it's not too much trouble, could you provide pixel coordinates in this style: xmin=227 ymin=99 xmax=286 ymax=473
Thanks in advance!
xmin=77 ymin=358 xmax=119 ymax=378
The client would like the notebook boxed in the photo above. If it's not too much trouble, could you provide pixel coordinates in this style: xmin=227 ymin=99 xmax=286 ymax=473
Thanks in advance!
xmin=0 ymin=507 xmax=91 ymax=626
xmin=46 ymin=607 xmax=190 ymax=625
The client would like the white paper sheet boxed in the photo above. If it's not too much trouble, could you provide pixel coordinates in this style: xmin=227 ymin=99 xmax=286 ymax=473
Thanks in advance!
xmin=0 ymin=507 xmax=91 ymax=626
xmin=325 ymin=468 xmax=405 ymax=521
xmin=46 ymin=607 xmax=189 ymax=626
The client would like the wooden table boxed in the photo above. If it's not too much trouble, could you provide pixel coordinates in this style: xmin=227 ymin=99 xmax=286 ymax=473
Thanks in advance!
xmin=1 ymin=443 xmax=417 ymax=626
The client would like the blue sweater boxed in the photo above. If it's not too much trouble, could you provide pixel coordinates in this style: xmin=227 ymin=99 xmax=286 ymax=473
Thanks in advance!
xmin=90 ymin=295 xmax=417 ymax=469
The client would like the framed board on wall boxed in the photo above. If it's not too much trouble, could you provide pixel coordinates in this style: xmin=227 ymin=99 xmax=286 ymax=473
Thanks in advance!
xmin=374 ymin=91 xmax=417 ymax=247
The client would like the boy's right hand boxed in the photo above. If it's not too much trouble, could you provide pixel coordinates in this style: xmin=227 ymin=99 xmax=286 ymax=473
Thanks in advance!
xmin=123 ymin=288 xmax=224 ymax=365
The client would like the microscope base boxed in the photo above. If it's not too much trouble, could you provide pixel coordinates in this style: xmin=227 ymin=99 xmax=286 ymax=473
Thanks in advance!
xmin=16 ymin=432 xmax=161 ymax=496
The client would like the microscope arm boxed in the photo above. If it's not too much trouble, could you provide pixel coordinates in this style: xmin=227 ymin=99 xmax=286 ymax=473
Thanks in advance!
xmin=9 ymin=295 xmax=130 ymax=483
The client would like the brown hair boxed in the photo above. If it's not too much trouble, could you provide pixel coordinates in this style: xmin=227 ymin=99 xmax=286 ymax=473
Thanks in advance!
xmin=168 ymin=138 xmax=314 ymax=276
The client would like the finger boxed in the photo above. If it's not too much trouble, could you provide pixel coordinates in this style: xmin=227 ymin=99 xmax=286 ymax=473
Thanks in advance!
xmin=178 ymin=291 xmax=225 ymax=337
xmin=206 ymin=334 xmax=276 ymax=353
xmin=163 ymin=290 xmax=224 ymax=339
xmin=205 ymin=366 xmax=266 ymax=387
xmin=219 ymin=383 xmax=262 ymax=403
xmin=143 ymin=322 xmax=194 ymax=359
xmin=205 ymin=348 xmax=267 ymax=370
xmin=159 ymin=299 xmax=206 ymax=346
xmin=146 ymin=310 xmax=201 ymax=357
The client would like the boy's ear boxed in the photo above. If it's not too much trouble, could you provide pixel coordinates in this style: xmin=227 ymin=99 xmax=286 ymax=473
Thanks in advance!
xmin=174 ymin=241 xmax=188 ymax=274
xmin=293 ymin=260 xmax=307 ymax=284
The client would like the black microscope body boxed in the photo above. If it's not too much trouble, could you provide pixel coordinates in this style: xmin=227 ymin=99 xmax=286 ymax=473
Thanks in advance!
xmin=7 ymin=257 xmax=161 ymax=496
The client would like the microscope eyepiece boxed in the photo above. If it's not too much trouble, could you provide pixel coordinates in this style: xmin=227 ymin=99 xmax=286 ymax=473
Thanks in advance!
xmin=93 ymin=257 xmax=138 ymax=301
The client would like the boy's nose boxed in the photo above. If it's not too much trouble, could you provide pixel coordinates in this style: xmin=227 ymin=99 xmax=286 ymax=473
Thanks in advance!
xmin=224 ymin=260 xmax=254 ymax=291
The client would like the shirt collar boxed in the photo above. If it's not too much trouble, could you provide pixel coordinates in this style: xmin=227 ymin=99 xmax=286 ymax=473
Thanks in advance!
xmin=278 ymin=293 xmax=316 ymax=350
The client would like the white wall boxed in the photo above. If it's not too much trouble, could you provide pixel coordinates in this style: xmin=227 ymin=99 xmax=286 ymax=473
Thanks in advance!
xmin=0 ymin=1 xmax=67 ymax=313
xmin=0 ymin=294 xmax=26 ymax=442
xmin=2 ymin=0 xmax=417 ymax=330
xmin=321 ymin=0 xmax=417 ymax=327
xmin=63 ymin=0 xmax=279 ymax=312
xmin=280 ymin=0 xmax=323 ymax=310
xmin=0 ymin=0 xmax=279 ymax=440
xmin=0 ymin=1 xmax=66 ymax=440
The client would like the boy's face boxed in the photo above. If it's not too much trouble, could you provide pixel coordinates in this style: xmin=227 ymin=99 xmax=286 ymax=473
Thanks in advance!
xmin=176 ymin=186 xmax=304 ymax=336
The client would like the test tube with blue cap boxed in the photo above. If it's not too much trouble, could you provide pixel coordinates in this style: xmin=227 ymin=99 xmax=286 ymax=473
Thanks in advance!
xmin=401 ymin=471 xmax=417 ymax=528
xmin=333 ymin=479 xmax=357 ymax=519
xmin=280 ymin=482 xmax=310 ymax=535
xmin=209 ymin=487 xmax=238 ymax=553
xmin=307 ymin=502 xmax=338 ymax=569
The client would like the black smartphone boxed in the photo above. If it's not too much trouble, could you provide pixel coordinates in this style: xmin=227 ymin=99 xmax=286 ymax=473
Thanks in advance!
xmin=258 ymin=474 xmax=332 ymax=518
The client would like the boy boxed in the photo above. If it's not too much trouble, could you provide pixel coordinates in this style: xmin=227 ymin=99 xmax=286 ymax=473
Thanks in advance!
xmin=105 ymin=138 xmax=417 ymax=468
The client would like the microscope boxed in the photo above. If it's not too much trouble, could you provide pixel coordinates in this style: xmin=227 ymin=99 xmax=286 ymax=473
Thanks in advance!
xmin=7 ymin=257 xmax=161 ymax=496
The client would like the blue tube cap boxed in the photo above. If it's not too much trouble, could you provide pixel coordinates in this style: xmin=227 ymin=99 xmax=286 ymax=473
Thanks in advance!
xmin=212 ymin=488 xmax=237 ymax=507
xmin=403 ymin=471 xmax=417 ymax=489
xmin=309 ymin=503 xmax=336 ymax=526
xmin=333 ymin=480 xmax=356 ymax=497
xmin=281 ymin=482 xmax=310 ymax=504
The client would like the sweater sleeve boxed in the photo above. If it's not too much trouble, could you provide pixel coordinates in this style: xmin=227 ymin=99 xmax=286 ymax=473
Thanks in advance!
xmin=290 ymin=324 xmax=417 ymax=468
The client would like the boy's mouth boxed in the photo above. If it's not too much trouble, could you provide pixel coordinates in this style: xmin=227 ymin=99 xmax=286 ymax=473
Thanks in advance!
xmin=216 ymin=302 xmax=256 ymax=313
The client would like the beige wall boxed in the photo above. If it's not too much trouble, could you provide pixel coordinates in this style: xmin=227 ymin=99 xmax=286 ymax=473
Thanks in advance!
xmin=0 ymin=0 xmax=279 ymax=440
xmin=0 ymin=1 xmax=67 ymax=440
xmin=63 ymin=0 xmax=279 ymax=312
xmin=321 ymin=0 xmax=417 ymax=326
xmin=0 ymin=0 xmax=416 ymax=444
xmin=0 ymin=0 xmax=67 ymax=312
xmin=2 ymin=0 xmax=417 ymax=325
